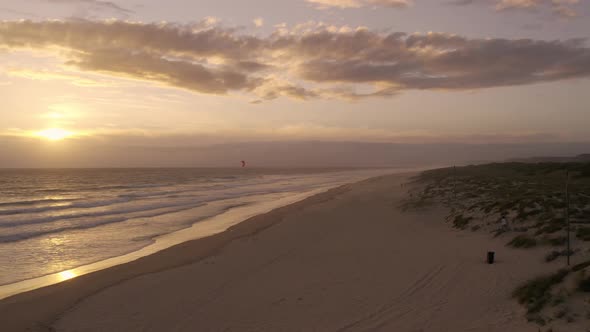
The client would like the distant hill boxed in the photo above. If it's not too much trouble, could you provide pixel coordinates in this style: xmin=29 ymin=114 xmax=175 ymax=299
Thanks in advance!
xmin=509 ymin=154 xmax=590 ymax=163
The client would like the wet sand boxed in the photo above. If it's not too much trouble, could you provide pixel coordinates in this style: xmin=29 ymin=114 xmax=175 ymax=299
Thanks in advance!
xmin=0 ymin=173 xmax=554 ymax=331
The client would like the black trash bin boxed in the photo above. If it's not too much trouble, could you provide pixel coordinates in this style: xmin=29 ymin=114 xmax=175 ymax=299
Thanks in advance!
xmin=487 ymin=251 xmax=495 ymax=264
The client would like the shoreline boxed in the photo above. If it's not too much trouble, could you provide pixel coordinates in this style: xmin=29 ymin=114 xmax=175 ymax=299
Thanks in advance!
xmin=0 ymin=174 xmax=384 ymax=332
xmin=1 ymin=167 xmax=412 ymax=296
xmin=1 ymin=171 xmax=553 ymax=331
xmin=0 ymin=187 xmax=338 ymax=301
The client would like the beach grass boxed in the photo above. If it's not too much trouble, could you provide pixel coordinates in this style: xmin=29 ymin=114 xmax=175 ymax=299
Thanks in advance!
xmin=508 ymin=234 xmax=538 ymax=248
xmin=513 ymin=269 xmax=569 ymax=314
xmin=402 ymin=161 xmax=590 ymax=328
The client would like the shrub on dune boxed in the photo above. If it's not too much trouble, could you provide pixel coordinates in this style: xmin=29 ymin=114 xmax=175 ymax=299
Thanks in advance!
xmin=508 ymin=235 xmax=537 ymax=248
xmin=513 ymin=269 xmax=569 ymax=314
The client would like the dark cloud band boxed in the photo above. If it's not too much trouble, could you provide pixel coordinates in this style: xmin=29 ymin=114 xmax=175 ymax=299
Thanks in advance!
xmin=0 ymin=20 xmax=588 ymax=100
xmin=44 ymin=0 xmax=133 ymax=15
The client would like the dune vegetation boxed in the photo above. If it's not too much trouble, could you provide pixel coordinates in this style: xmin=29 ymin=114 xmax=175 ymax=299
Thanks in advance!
xmin=402 ymin=162 xmax=590 ymax=328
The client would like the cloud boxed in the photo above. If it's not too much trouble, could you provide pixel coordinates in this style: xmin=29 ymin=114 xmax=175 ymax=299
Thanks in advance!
xmin=495 ymin=0 xmax=541 ymax=10
xmin=0 ymin=124 xmax=574 ymax=146
xmin=253 ymin=17 xmax=264 ymax=27
xmin=450 ymin=0 xmax=581 ymax=18
xmin=551 ymin=0 xmax=579 ymax=18
xmin=306 ymin=0 xmax=412 ymax=9
xmin=68 ymin=49 xmax=261 ymax=93
xmin=42 ymin=0 xmax=133 ymax=15
xmin=5 ymin=69 xmax=125 ymax=87
xmin=0 ymin=7 xmax=39 ymax=17
xmin=0 ymin=20 xmax=589 ymax=101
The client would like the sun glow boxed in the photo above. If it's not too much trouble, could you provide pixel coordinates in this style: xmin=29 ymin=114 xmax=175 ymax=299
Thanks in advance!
xmin=36 ymin=128 xmax=73 ymax=141
xmin=58 ymin=270 xmax=77 ymax=281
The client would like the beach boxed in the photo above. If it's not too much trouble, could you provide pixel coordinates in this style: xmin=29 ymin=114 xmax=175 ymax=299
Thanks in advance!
xmin=0 ymin=172 xmax=556 ymax=331
xmin=0 ymin=168 xmax=393 ymax=289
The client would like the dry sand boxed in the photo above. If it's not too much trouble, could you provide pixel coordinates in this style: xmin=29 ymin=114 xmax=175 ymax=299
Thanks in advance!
xmin=0 ymin=173 xmax=557 ymax=331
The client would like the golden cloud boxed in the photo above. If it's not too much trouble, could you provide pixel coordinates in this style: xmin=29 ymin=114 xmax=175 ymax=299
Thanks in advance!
xmin=306 ymin=0 xmax=412 ymax=9
xmin=1 ymin=19 xmax=589 ymax=101
xmin=450 ymin=0 xmax=580 ymax=18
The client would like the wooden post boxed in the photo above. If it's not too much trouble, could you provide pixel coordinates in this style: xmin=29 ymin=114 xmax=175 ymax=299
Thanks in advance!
xmin=453 ymin=166 xmax=457 ymax=203
xmin=566 ymin=169 xmax=570 ymax=266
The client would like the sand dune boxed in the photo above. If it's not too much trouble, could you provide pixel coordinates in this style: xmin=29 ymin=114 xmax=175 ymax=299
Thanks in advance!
xmin=1 ymin=173 xmax=557 ymax=331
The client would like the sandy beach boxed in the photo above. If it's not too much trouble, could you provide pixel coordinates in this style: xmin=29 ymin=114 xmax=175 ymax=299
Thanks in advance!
xmin=0 ymin=173 xmax=557 ymax=331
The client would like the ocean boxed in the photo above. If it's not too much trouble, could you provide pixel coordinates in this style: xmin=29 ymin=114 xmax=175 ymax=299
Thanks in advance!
xmin=0 ymin=168 xmax=397 ymax=297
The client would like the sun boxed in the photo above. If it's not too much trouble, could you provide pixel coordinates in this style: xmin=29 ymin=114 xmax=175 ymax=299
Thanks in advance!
xmin=36 ymin=128 xmax=73 ymax=141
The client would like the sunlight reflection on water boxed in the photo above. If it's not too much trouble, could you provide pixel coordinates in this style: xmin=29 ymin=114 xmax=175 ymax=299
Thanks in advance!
xmin=58 ymin=270 xmax=77 ymax=281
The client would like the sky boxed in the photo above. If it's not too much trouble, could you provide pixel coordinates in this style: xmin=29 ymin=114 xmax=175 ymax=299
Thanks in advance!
xmin=0 ymin=0 xmax=589 ymax=167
